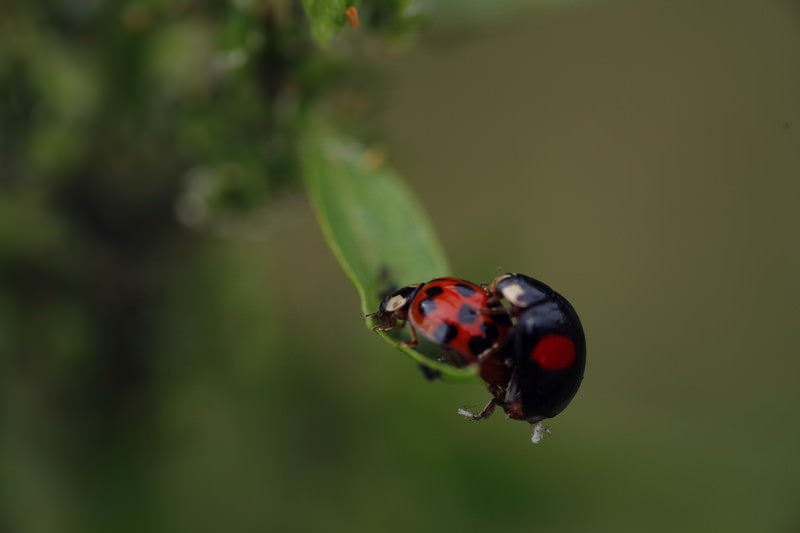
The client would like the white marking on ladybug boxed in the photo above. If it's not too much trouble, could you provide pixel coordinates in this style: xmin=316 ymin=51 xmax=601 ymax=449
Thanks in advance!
xmin=501 ymin=282 xmax=527 ymax=308
xmin=384 ymin=294 xmax=408 ymax=313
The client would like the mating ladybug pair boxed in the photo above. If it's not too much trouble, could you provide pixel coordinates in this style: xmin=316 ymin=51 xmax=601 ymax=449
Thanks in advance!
xmin=370 ymin=274 xmax=586 ymax=443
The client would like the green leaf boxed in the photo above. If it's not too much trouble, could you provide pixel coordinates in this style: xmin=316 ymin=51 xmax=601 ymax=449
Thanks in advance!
xmin=301 ymin=122 xmax=480 ymax=382
xmin=302 ymin=0 xmax=352 ymax=48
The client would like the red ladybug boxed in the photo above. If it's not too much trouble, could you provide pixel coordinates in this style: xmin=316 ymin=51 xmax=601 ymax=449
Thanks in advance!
xmin=461 ymin=273 xmax=586 ymax=443
xmin=370 ymin=277 xmax=513 ymax=386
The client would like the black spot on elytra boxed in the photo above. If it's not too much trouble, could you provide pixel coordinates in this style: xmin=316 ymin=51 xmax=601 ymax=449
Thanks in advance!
xmin=418 ymin=298 xmax=436 ymax=316
xmin=425 ymin=285 xmax=444 ymax=297
xmin=433 ymin=323 xmax=458 ymax=345
xmin=482 ymin=322 xmax=499 ymax=343
xmin=457 ymin=304 xmax=478 ymax=324
xmin=468 ymin=335 xmax=492 ymax=356
xmin=453 ymin=283 xmax=476 ymax=297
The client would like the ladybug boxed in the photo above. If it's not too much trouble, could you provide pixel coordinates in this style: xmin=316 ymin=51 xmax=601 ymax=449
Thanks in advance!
xmin=370 ymin=277 xmax=513 ymax=385
xmin=461 ymin=273 xmax=586 ymax=443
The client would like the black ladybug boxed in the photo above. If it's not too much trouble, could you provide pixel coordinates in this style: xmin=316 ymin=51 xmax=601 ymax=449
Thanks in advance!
xmin=461 ymin=273 xmax=586 ymax=443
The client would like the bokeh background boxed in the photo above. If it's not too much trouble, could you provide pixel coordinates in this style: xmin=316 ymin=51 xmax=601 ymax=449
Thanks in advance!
xmin=2 ymin=0 xmax=800 ymax=531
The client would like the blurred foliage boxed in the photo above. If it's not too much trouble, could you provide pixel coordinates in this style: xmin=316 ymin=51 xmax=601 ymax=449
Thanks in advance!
xmin=0 ymin=0 xmax=406 ymax=221
xmin=0 ymin=1 xmax=423 ymax=531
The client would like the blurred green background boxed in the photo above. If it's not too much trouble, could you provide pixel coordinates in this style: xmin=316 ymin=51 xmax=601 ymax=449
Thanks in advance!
xmin=2 ymin=0 xmax=800 ymax=531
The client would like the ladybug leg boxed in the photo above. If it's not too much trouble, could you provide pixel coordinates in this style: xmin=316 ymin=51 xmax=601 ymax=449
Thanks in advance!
xmin=365 ymin=313 xmax=397 ymax=331
xmin=483 ymin=277 xmax=501 ymax=300
xmin=397 ymin=324 xmax=419 ymax=348
xmin=531 ymin=422 xmax=552 ymax=444
xmin=457 ymin=398 xmax=499 ymax=421
xmin=372 ymin=317 xmax=409 ymax=334
xmin=475 ymin=343 xmax=500 ymax=362
xmin=437 ymin=351 xmax=467 ymax=367
xmin=476 ymin=331 xmax=513 ymax=364
xmin=417 ymin=364 xmax=442 ymax=381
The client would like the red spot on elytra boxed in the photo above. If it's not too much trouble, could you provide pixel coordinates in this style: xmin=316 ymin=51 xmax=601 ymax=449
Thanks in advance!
xmin=531 ymin=334 xmax=575 ymax=371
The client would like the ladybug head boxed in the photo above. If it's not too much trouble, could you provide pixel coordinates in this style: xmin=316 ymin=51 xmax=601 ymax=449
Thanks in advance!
xmin=489 ymin=273 xmax=553 ymax=314
xmin=369 ymin=284 xmax=421 ymax=327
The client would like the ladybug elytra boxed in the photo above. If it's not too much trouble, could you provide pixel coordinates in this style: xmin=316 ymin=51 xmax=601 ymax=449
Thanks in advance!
xmin=370 ymin=277 xmax=513 ymax=386
xmin=488 ymin=273 xmax=586 ymax=442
